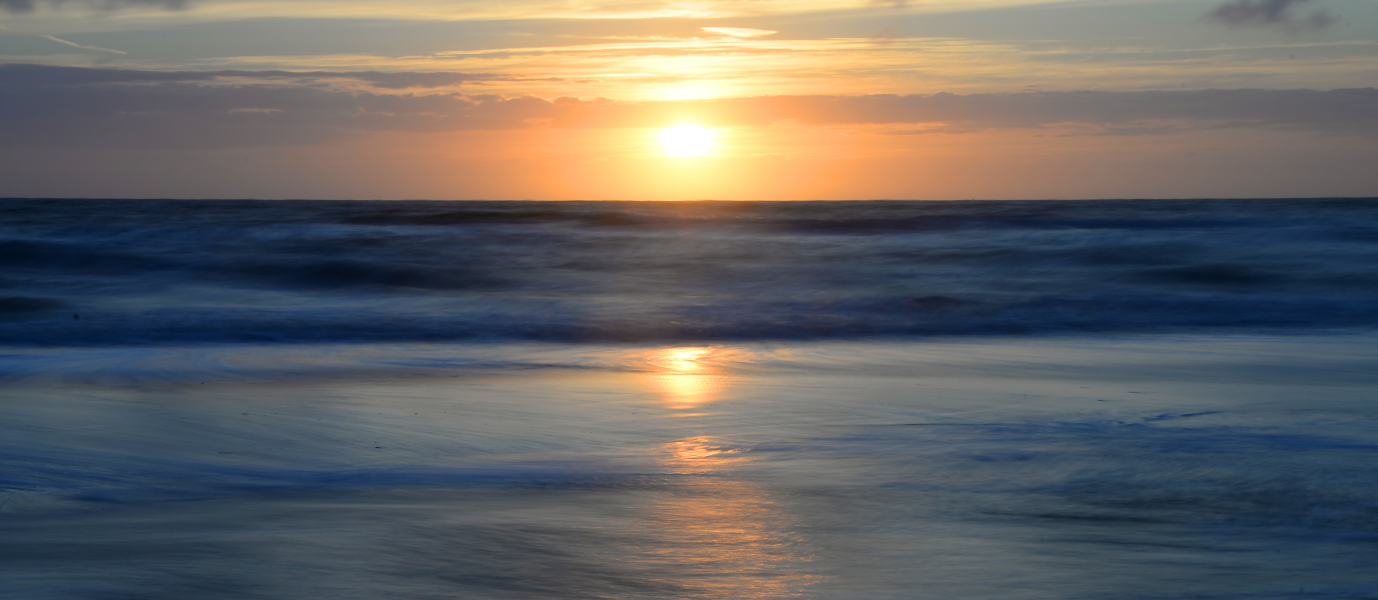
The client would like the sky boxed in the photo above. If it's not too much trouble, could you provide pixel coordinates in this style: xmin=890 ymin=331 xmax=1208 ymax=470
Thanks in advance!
xmin=1 ymin=0 xmax=1375 ymax=199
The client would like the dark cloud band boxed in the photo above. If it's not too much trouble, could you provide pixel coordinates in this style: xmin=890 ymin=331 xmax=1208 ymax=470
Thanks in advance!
xmin=1204 ymin=0 xmax=1337 ymax=31
xmin=2 ymin=64 xmax=1374 ymax=149
xmin=1 ymin=0 xmax=187 ymax=13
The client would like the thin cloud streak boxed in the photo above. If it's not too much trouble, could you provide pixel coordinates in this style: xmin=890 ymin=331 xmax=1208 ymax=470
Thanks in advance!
xmin=0 ymin=64 xmax=545 ymax=88
xmin=701 ymin=27 xmax=778 ymax=38
xmin=38 ymin=35 xmax=128 ymax=55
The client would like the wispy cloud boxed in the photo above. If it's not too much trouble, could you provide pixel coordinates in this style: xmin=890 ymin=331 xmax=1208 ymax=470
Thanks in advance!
xmin=39 ymin=35 xmax=128 ymax=55
xmin=0 ymin=64 xmax=542 ymax=88
xmin=0 ymin=0 xmax=864 ymax=20
xmin=1204 ymin=0 xmax=1338 ymax=32
xmin=2 ymin=0 xmax=187 ymax=14
xmin=701 ymin=27 xmax=778 ymax=38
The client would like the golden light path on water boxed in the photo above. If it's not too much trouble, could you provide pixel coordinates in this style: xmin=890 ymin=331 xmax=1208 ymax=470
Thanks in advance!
xmin=645 ymin=347 xmax=724 ymax=414
xmin=636 ymin=346 xmax=816 ymax=597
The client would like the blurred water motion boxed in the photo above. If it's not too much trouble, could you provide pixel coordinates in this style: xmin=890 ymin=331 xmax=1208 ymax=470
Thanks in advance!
xmin=6 ymin=198 xmax=1378 ymax=345
xmin=5 ymin=195 xmax=1378 ymax=597
xmin=4 ymin=337 xmax=1378 ymax=597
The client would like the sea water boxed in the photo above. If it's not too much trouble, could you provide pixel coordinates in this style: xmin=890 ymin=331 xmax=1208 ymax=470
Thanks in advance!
xmin=3 ymin=199 xmax=1378 ymax=599
xmin=4 ymin=198 xmax=1378 ymax=344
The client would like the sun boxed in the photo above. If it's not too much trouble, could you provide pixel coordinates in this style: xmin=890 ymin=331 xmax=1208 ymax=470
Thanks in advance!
xmin=658 ymin=125 xmax=716 ymax=157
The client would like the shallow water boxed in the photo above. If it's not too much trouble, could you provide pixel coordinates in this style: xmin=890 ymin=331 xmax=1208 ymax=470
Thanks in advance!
xmin=4 ymin=336 xmax=1378 ymax=599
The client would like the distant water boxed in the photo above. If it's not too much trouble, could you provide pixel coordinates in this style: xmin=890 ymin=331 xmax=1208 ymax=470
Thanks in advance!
xmin=5 ymin=199 xmax=1378 ymax=599
xmin=4 ymin=198 xmax=1378 ymax=344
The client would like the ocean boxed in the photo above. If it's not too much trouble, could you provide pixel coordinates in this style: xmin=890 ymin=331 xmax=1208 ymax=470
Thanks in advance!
xmin=3 ymin=198 xmax=1378 ymax=599
xmin=5 ymin=198 xmax=1378 ymax=344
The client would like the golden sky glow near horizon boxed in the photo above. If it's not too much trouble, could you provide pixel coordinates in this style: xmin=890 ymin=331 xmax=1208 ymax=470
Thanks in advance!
xmin=1 ymin=0 xmax=1376 ymax=199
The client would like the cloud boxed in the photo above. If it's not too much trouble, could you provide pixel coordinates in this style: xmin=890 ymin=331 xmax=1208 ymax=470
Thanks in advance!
xmin=1 ymin=0 xmax=187 ymax=13
xmin=1 ymin=64 xmax=1375 ymax=149
xmin=211 ymin=70 xmax=518 ymax=89
xmin=700 ymin=27 xmax=777 ymax=38
xmin=0 ymin=64 xmax=565 ymax=148
xmin=0 ymin=63 xmax=217 ymax=84
xmin=559 ymin=90 xmax=1378 ymax=135
xmin=346 ymin=71 xmax=522 ymax=89
xmin=39 ymin=35 xmax=128 ymax=55
xmin=1203 ymin=0 xmax=1338 ymax=32
xmin=0 ymin=64 xmax=521 ymax=89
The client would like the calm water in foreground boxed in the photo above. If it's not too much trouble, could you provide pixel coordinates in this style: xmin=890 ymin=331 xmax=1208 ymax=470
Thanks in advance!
xmin=3 ymin=199 xmax=1378 ymax=598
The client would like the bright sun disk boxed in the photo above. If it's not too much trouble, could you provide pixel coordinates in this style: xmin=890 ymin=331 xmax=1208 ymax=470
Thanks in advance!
xmin=659 ymin=125 xmax=715 ymax=157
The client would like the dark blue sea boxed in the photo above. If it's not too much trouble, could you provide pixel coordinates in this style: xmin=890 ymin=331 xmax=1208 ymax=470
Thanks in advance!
xmin=4 ymin=197 xmax=1378 ymax=344
xmin=3 ymin=198 xmax=1378 ymax=599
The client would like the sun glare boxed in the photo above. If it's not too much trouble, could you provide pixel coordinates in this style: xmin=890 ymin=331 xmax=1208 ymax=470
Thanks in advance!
xmin=659 ymin=125 xmax=716 ymax=157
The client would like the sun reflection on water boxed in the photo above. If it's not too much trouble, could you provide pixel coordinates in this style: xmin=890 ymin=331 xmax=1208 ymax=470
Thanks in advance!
xmin=627 ymin=346 xmax=817 ymax=597
xmin=648 ymin=346 xmax=715 ymax=373
xmin=635 ymin=472 xmax=813 ymax=598
xmin=644 ymin=346 xmax=728 ymax=412
xmin=663 ymin=435 xmax=745 ymax=473
xmin=640 ymin=432 xmax=815 ymax=597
